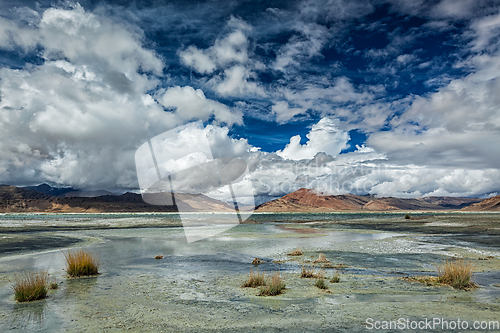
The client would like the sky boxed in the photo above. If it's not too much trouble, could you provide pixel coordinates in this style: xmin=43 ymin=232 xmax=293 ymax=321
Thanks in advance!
xmin=1 ymin=0 xmax=500 ymax=204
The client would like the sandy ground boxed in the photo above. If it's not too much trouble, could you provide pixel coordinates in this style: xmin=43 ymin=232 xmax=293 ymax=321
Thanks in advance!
xmin=0 ymin=213 xmax=499 ymax=332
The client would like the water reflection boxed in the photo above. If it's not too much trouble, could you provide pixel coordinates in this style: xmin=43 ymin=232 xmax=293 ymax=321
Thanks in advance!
xmin=10 ymin=299 xmax=48 ymax=330
xmin=64 ymin=276 xmax=98 ymax=298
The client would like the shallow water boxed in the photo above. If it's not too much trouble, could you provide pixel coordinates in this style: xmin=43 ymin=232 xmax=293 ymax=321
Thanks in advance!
xmin=0 ymin=213 xmax=499 ymax=332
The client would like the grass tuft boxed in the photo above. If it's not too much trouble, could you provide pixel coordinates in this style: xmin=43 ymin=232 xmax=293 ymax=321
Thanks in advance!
xmin=403 ymin=258 xmax=478 ymax=290
xmin=252 ymin=257 xmax=264 ymax=265
xmin=315 ymin=278 xmax=328 ymax=289
xmin=300 ymin=265 xmax=316 ymax=278
xmin=258 ymin=271 xmax=285 ymax=296
xmin=313 ymin=253 xmax=330 ymax=264
xmin=64 ymin=250 xmax=99 ymax=278
xmin=330 ymin=274 xmax=340 ymax=283
xmin=12 ymin=271 xmax=48 ymax=302
xmin=287 ymin=248 xmax=303 ymax=256
xmin=300 ymin=265 xmax=325 ymax=279
xmin=49 ymin=282 xmax=59 ymax=290
xmin=437 ymin=258 xmax=477 ymax=290
xmin=402 ymin=276 xmax=439 ymax=286
xmin=242 ymin=269 xmax=266 ymax=288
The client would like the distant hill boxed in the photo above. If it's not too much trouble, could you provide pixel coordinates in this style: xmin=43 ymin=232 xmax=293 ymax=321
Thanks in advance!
xmin=0 ymin=185 xmax=234 ymax=213
xmin=256 ymin=188 xmax=482 ymax=212
xmin=24 ymin=184 xmax=75 ymax=197
xmin=461 ymin=194 xmax=500 ymax=212
xmin=24 ymin=184 xmax=115 ymax=198
xmin=62 ymin=190 xmax=115 ymax=197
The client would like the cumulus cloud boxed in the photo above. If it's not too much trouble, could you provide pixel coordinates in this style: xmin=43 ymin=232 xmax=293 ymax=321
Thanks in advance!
xmin=277 ymin=118 xmax=349 ymax=160
xmin=177 ymin=46 xmax=216 ymax=74
xmin=157 ymin=86 xmax=242 ymax=126
xmin=247 ymin=151 xmax=500 ymax=200
xmin=0 ymin=4 xmax=238 ymax=189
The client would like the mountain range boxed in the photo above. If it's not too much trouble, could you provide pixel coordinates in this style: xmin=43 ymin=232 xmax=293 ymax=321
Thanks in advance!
xmin=255 ymin=188 xmax=490 ymax=212
xmin=0 ymin=184 xmax=498 ymax=213
xmin=461 ymin=194 xmax=500 ymax=212
xmin=0 ymin=185 xmax=234 ymax=213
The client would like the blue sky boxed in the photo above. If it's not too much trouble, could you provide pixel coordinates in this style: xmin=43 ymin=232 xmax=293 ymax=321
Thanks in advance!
xmin=1 ymin=0 xmax=500 ymax=202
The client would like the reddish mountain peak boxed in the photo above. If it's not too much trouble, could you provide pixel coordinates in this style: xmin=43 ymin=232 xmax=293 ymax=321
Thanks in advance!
xmin=257 ymin=188 xmax=483 ymax=212
xmin=462 ymin=194 xmax=500 ymax=211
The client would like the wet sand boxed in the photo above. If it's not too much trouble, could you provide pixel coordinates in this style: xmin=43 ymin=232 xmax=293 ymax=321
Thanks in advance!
xmin=0 ymin=213 xmax=499 ymax=332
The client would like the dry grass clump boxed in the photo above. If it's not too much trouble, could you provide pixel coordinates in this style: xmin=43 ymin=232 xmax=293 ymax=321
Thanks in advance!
xmin=315 ymin=278 xmax=328 ymax=289
xmin=402 ymin=258 xmax=477 ymax=290
xmin=300 ymin=265 xmax=316 ymax=278
xmin=154 ymin=255 xmax=164 ymax=259
xmin=287 ymin=248 xmax=303 ymax=256
xmin=437 ymin=258 xmax=477 ymax=290
xmin=242 ymin=269 xmax=267 ymax=288
xmin=12 ymin=271 xmax=49 ymax=302
xmin=300 ymin=265 xmax=326 ymax=279
xmin=252 ymin=257 xmax=264 ymax=265
xmin=64 ymin=250 xmax=99 ymax=278
xmin=49 ymin=282 xmax=59 ymax=290
xmin=402 ymin=276 xmax=439 ymax=286
xmin=330 ymin=274 xmax=340 ymax=283
xmin=258 ymin=271 xmax=286 ymax=296
xmin=313 ymin=253 xmax=330 ymax=264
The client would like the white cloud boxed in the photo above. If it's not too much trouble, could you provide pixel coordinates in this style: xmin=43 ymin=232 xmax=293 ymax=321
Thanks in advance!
xmin=157 ymin=86 xmax=242 ymax=126
xmin=282 ymin=77 xmax=376 ymax=111
xmin=277 ymin=118 xmax=349 ymax=160
xmin=39 ymin=4 xmax=163 ymax=76
xmin=0 ymin=16 xmax=39 ymax=50
xmin=179 ymin=16 xmax=252 ymax=73
xmin=298 ymin=0 xmax=374 ymax=21
xmin=0 ymin=5 xmax=239 ymax=189
xmin=178 ymin=45 xmax=216 ymax=74
xmin=386 ymin=0 xmax=494 ymax=20
xmin=396 ymin=54 xmax=417 ymax=65
xmin=271 ymin=101 xmax=307 ymax=123
xmin=431 ymin=0 xmax=486 ymax=19
xmin=209 ymin=65 xmax=266 ymax=97
xmin=273 ymin=23 xmax=328 ymax=71
xmin=361 ymin=11 xmax=500 ymax=185
xmin=178 ymin=17 xmax=267 ymax=98
xmin=470 ymin=11 xmax=500 ymax=52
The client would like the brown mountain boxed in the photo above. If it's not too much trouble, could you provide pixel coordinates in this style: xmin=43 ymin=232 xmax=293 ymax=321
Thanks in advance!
xmin=461 ymin=194 xmax=500 ymax=211
xmin=0 ymin=185 xmax=234 ymax=213
xmin=256 ymin=188 xmax=482 ymax=212
xmin=256 ymin=188 xmax=372 ymax=212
